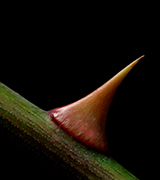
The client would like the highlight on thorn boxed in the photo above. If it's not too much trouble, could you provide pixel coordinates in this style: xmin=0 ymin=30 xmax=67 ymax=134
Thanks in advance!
xmin=48 ymin=55 xmax=144 ymax=151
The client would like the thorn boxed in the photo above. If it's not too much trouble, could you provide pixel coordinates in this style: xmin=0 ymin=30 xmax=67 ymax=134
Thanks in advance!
xmin=48 ymin=56 xmax=144 ymax=151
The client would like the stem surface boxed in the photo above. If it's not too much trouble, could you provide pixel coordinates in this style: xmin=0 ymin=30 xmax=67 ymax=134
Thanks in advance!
xmin=0 ymin=82 xmax=138 ymax=179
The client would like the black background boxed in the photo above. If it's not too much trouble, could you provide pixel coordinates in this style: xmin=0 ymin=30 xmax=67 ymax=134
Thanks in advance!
xmin=0 ymin=4 xmax=159 ymax=179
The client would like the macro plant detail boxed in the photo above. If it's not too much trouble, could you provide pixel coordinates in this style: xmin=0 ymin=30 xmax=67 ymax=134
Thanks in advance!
xmin=49 ymin=55 xmax=144 ymax=151
xmin=0 ymin=56 xmax=144 ymax=179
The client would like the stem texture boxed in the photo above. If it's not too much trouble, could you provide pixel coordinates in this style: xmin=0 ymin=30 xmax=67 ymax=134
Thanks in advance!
xmin=0 ymin=82 xmax=138 ymax=179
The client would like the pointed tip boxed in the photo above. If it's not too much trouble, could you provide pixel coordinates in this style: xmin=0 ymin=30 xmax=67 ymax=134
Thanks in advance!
xmin=115 ymin=55 xmax=145 ymax=80
xmin=137 ymin=55 xmax=145 ymax=62
xmin=132 ymin=55 xmax=145 ymax=65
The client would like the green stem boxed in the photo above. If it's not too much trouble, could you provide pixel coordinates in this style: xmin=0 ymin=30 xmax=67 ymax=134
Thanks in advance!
xmin=0 ymin=82 xmax=138 ymax=179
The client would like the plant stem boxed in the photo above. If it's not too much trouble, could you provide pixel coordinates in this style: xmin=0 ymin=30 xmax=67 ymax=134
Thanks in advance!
xmin=0 ymin=82 xmax=138 ymax=179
